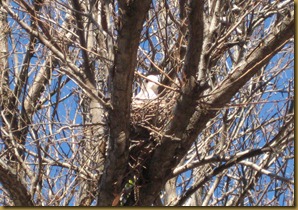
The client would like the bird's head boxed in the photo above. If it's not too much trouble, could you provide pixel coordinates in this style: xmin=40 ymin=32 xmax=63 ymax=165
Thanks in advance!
xmin=145 ymin=75 xmax=159 ymax=90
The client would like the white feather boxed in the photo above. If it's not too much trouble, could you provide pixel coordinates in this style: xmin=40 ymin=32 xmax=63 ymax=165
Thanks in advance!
xmin=135 ymin=75 xmax=159 ymax=100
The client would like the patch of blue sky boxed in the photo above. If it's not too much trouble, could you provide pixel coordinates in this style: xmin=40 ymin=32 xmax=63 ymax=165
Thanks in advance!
xmin=264 ymin=13 xmax=275 ymax=29
xmin=225 ymin=55 xmax=233 ymax=71
xmin=40 ymin=168 xmax=77 ymax=205
xmin=176 ymin=169 xmax=194 ymax=197
xmin=266 ymin=181 xmax=286 ymax=205
xmin=10 ymin=1 xmax=27 ymax=18
xmin=259 ymin=61 xmax=293 ymax=121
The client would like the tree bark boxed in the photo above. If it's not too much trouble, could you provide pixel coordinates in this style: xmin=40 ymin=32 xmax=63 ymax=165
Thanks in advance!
xmin=0 ymin=163 xmax=34 ymax=206
xmin=97 ymin=0 xmax=151 ymax=206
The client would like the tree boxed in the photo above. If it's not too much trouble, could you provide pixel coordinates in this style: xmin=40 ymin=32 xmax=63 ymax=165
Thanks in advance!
xmin=0 ymin=0 xmax=294 ymax=206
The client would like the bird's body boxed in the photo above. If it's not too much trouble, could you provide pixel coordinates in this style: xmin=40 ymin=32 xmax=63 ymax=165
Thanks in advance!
xmin=135 ymin=75 xmax=159 ymax=100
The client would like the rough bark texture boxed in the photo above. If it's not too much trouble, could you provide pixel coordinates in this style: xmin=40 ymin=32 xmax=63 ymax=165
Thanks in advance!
xmin=97 ymin=0 xmax=152 ymax=206
xmin=0 ymin=165 xmax=34 ymax=206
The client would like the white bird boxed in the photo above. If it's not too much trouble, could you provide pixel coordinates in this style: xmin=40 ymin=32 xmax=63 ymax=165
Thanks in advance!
xmin=135 ymin=75 xmax=159 ymax=100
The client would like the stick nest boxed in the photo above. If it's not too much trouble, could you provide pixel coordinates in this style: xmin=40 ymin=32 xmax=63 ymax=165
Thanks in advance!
xmin=131 ymin=91 xmax=178 ymax=140
xmin=122 ymin=91 xmax=178 ymax=204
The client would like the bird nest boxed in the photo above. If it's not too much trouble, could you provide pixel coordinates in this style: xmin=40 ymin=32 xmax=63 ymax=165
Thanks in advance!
xmin=122 ymin=91 xmax=178 ymax=204
xmin=130 ymin=90 xmax=178 ymax=141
